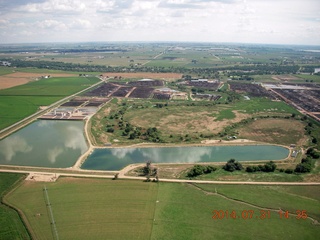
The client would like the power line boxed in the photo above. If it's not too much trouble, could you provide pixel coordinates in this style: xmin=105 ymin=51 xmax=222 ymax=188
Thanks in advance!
xmin=43 ymin=185 xmax=59 ymax=240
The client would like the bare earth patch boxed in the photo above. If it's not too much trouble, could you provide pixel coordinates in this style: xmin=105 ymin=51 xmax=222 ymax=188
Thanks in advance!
xmin=25 ymin=173 xmax=59 ymax=182
xmin=272 ymin=75 xmax=301 ymax=81
xmin=102 ymin=72 xmax=182 ymax=80
xmin=130 ymin=110 xmax=248 ymax=135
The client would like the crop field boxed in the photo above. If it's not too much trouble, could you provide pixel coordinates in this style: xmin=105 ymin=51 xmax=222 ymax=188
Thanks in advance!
xmin=6 ymin=178 xmax=319 ymax=240
xmin=0 ymin=173 xmax=30 ymax=240
xmin=0 ymin=71 xmax=78 ymax=90
xmin=0 ymin=95 xmax=61 ymax=130
xmin=0 ymin=76 xmax=99 ymax=96
xmin=0 ymin=76 xmax=100 ymax=130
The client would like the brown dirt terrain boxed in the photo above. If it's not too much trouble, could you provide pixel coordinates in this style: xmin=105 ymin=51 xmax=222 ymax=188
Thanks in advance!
xmin=130 ymin=110 xmax=248 ymax=135
xmin=0 ymin=72 xmax=77 ymax=89
xmin=272 ymin=75 xmax=301 ymax=81
xmin=102 ymin=72 xmax=182 ymax=80
xmin=239 ymin=118 xmax=307 ymax=145
xmin=90 ymin=107 xmax=111 ymax=144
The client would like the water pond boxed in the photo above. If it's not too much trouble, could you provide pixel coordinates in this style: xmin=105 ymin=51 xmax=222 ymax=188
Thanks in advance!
xmin=81 ymin=145 xmax=289 ymax=171
xmin=0 ymin=120 xmax=87 ymax=168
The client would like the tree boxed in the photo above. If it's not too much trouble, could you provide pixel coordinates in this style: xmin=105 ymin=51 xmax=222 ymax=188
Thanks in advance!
xmin=246 ymin=166 xmax=255 ymax=172
xmin=264 ymin=161 xmax=277 ymax=172
xmin=294 ymin=158 xmax=312 ymax=173
xmin=113 ymin=173 xmax=119 ymax=180
xmin=223 ymin=159 xmax=243 ymax=172
xmin=294 ymin=163 xmax=312 ymax=173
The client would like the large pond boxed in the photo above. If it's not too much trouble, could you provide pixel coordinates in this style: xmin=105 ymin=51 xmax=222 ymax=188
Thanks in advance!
xmin=0 ymin=120 xmax=87 ymax=168
xmin=81 ymin=145 xmax=289 ymax=171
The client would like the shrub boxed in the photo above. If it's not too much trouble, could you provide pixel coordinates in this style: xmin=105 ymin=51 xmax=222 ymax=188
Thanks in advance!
xmin=285 ymin=169 xmax=293 ymax=174
xmin=187 ymin=165 xmax=217 ymax=177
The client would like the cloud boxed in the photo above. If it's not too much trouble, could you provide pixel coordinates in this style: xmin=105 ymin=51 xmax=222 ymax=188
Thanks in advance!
xmin=0 ymin=136 xmax=33 ymax=161
xmin=158 ymin=0 xmax=238 ymax=9
xmin=0 ymin=0 xmax=46 ymax=11
xmin=36 ymin=19 xmax=68 ymax=30
xmin=0 ymin=0 xmax=319 ymax=45
xmin=19 ymin=0 xmax=86 ymax=14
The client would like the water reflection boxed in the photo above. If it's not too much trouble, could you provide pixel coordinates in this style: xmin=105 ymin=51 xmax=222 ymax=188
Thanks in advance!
xmin=82 ymin=145 xmax=290 ymax=171
xmin=0 ymin=136 xmax=32 ymax=161
xmin=47 ymin=147 xmax=63 ymax=163
xmin=110 ymin=148 xmax=136 ymax=159
xmin=0 ymin=120 xmax=87 ymax=168
xmin=140 ymin=147 xmax=212 ymax=163
xmin=64 ymin=126 xmax=87 ymax=154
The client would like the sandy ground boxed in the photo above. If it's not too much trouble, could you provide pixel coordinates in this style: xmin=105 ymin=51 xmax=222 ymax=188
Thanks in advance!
xmin=0 ymin=72 xmax=77 ymax=90
xmin=201 ymin=139 xmax=256 ymax=144
xmin=25 ymin=173 xmax=59 ymax=182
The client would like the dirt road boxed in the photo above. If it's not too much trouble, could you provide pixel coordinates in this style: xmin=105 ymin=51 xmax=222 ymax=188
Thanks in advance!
xmin=1 ymin=168 xmax=319 ymax=185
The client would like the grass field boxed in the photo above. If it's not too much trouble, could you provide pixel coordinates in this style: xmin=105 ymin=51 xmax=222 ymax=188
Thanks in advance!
xmin=238 ymin=118 xmax=306 ymax=145
xmin=6 ymin=178 xmax=320 ymax=240
xmin=152 ymin=183 xmax=320 ymax=240
xmin=0 ymin=76 xmax=100 ymax=130
xmin=6 ymin=178 xmax=158 ymax=240
xmin=0 ymin=173 xmax=30 ymax=240
xmin=0 ymin=67 xmax=14 ymax=76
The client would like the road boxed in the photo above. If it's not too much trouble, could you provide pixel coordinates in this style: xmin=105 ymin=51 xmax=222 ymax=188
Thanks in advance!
xmin=1 ymin=168 xmax=319 ymax=186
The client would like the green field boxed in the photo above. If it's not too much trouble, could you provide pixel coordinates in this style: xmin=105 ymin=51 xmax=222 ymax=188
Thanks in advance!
xmin=0 ymin=76 xmax=99 ymax=96
xmin=0 ymin=76 xmax=100 ymax=130
xmin=0 ymin=173 xmax=30 ymax=240
xmin=7 ymin=178 xmax=158 ymax=240
xmin=152 ymin=183 xmax=320 ymax=240
xmin=0 ymin=67 xmax=14 ymax=76
xmin=6 ymin=178 xmax=320 ymax=240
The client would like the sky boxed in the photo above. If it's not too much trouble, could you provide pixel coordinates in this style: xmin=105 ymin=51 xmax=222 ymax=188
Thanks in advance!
xmin=0 ymin=0 xmax=319 ymax=45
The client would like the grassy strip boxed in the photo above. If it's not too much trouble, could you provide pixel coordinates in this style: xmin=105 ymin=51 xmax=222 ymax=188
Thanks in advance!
xmin=0 ymin=173 xmax=31 ymax=240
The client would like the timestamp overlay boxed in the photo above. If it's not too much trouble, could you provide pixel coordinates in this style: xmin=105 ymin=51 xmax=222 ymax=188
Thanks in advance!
xmin=212 ymin=210 xmax=309 ymax=220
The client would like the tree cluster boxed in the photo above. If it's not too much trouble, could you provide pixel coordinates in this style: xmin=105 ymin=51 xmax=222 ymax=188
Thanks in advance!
xmin=246 ymin=161 xmax=277 ymax=173
xmin=293 ymin=148 xmax=318 ymax=173
xmin=223 ymin=159 xmax=243 ymax=172
xmin=187 ymin=165 xmax=217 ymax=178
xmin=294 ymin=158 xmax=313 ymax=173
